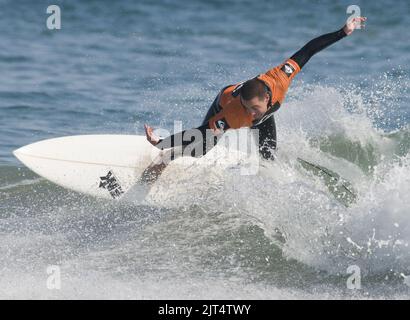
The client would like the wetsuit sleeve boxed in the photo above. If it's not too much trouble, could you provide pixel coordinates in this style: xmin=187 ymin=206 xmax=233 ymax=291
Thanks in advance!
xmin=290 ymin=27 xmax=347 ymax=69
xmin=155 ymin=123 xmax=221 ymax=158
xmin=253 ymin=115 xmax=277 ymax=160
xmin=156 ymin=124 xmax=210 ymax=149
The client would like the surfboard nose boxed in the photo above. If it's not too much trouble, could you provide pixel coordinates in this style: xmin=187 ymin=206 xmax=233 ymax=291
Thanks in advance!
xmin=13 ymin=143 xmax=39 ymax=168
xmin=13 ymin=141 xmax=41 ymax=163
xmin=13 ymin=147 xmax=23 ymax=160
xmin=13 ymin=145 xmax=29 ymax=162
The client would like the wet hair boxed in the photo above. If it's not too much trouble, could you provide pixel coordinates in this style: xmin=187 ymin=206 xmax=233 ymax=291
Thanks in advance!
xmin=240 ymin=78 xmax=269 ymax=101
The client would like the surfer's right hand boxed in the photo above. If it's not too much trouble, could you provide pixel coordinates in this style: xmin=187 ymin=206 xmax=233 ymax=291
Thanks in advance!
xmin=144 ymin=124 xmax=160 ymax=146
xmin=343 ymin=16 xmax=366 ymax=35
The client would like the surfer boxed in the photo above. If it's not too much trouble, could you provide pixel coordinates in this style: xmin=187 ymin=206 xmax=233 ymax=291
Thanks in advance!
xmin=142 ymin=17 xmax=366 ymax=182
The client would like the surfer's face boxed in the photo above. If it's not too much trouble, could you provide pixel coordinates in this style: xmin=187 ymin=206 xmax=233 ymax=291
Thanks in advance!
xmin=240 ymin=94 xmax=270 ymax=120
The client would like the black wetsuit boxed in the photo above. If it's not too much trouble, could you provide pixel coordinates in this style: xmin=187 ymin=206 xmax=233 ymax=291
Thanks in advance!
xmin=157 ymin=28 xmax=347 ymax=160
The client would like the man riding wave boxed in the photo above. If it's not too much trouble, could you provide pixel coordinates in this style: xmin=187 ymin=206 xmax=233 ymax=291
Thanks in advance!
xmin=142 ymin=17 xmax=366 ymax=182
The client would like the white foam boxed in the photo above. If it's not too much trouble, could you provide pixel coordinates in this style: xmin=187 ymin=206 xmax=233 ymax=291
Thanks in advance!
xmin=142 ymin=83 xmax=410 ymax=277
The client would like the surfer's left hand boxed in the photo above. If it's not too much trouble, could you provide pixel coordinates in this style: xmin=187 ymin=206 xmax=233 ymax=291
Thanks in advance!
xmin=343 ymin=16 xmax=366 ymax=35
xmin=144 ymin=124 xmax=160 ymax=146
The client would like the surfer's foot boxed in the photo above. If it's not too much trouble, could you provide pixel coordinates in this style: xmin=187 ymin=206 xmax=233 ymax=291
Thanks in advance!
xmin=140 ymin=162 xmax=167 ymax=184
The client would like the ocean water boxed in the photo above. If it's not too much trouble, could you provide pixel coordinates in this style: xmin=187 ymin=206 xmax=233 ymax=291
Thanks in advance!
xmin=1 ymin=0 xmax=410 ymax=299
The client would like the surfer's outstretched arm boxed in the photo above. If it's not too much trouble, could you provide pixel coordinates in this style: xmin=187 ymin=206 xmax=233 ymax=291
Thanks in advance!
xmin=290 ymin=17 xmax=366 ymax=69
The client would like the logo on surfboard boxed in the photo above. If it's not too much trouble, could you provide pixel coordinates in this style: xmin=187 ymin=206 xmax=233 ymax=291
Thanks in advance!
xmin=99 ymin=170 xmax=124 ymax=199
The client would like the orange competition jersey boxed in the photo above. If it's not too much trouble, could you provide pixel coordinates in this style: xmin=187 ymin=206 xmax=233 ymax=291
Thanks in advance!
xmin=208 ymin=58 xmax=301 ymax=131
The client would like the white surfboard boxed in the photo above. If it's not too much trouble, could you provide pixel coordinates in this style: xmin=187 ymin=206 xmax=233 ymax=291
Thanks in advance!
xmin=13 ymin=135 xmax=162 ymax=200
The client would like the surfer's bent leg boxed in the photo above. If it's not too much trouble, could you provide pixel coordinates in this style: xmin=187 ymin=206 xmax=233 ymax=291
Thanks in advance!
xmin=253 ymin=114 xmax=277 ymax=161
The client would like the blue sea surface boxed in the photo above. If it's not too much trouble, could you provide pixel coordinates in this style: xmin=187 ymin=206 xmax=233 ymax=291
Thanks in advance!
xmin=0 ymin=0 xmax=409 ymax=299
